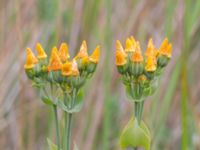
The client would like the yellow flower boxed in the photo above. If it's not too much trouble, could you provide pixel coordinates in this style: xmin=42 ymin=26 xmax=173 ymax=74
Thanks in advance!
xmin=89 ymin=45 xmax=100 ymax=63
xmin=125 ymin=38 xmax=134 ymax=53
xmin=75 ymin=40 xmax=88 ymax=59
xmin=130 ymin=36 xmax=137 ymax=49
xmin=115 ymin=50 xmax=127 ymax=66
xmin=116 ymin=40 xmax=127 ymax=57
xmin=145 ymin=38 xmax=157 ymax=57
xmin=62 ymin=59 xmax=79 ymax=76
xmin=24 ymin=48 xmax=38 ymax=69
xmin=48 ymin=47 xmax=63 ymax=71
xmin=125 ymin=38 xmax=133 ymax=52
xmin=58 ymin=43 xmax=70 ymax=62
xmin=62 ymin=61 xmax=72 ymax=76
xmin=131 ymin=41 xmax=143 ymax=62
xmin=145 ymin=56 xmax=156 ymax=72
xmin=71 ymin=59 xmax=79 ymax=76
xmin=157 ymin=38 xmax=172 ymax=58
xmin=36 ymin=43 xmax=47 ymax=59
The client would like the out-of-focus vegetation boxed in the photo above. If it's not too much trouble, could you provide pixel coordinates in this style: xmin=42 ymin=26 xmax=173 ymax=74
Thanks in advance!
xmin=0 ymin=0 xmax=200 ymax=150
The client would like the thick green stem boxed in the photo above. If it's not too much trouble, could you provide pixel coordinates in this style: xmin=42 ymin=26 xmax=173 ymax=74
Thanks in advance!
xmin=63 ymin=88 xmax=76 ymax=150
xmin=53 ymin=105 xmax=61 ymax=150
xmin=66 ymin=113 xmax=72 ymax=150
xmin=134 ymin=101 xmax=144 ymax=124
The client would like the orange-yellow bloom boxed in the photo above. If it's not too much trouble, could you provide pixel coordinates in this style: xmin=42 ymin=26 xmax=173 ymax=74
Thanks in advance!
xmin=48 ymin=47 xmax=63 ymax=71
xmin=158 ymin=38 xmax=172 ymax=58
xmin=71 ymin=59 xmax=79 ymax=76
xmin=115 ymin=50 xmax=127 ymax=66
xmin=75 ymin=40 xmax=88 ymax=59
xmin=116 ymin=40 xmax=127 ymax=57
xmin=24 ymin=48 xmax=38 ymax=69
xmin=125 ymin=38 xmax=134 ymax=53
xmin=145 ymin=56 xmax=156 ymax=72
xmin=62 ymin=61 xmax=72 ymax=76
xmin=89 ymin=45 xmax=100 ymax=63
xmin=62 ymin=60 xmax=79 ymax=76
xmin=145 ymin=38 xmax=157 ymax=57
xmin=58 ymin=43 xmax=70 ymax=62
xmin=131 ymin=42 xmax=143 ymax=62
xmin=36 ymin=43 xmax=47 ymax=59
xmin=130 ymin=36 xmax=137 ymax=49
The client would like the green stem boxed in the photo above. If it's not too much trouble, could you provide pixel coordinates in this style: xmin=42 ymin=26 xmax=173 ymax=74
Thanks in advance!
xmin=53 ymin=105 xmax=61 ymax=150
xmin=66 ymin=113 xmax=72 ymax=150
xmin=134 ymin=101 xmax=144 ymax=124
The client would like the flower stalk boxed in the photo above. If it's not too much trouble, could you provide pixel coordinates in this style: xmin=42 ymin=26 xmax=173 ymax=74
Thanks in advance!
xmin=24 ymin=41 xmax=100 ymax=150
xmin=116 ymin=37 xmax=172 ymax=150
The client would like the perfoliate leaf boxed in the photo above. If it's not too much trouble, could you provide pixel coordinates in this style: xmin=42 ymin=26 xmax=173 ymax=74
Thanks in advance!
xmin=120 ymin=118 xmax=151 ymax=150
xmin=47 ymin=138 xmax=58 ymax=150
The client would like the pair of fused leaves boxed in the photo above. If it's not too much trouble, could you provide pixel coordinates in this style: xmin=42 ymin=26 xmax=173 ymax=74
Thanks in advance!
xmin=120 ymin=118 xmax=151 ymax=150
xmin=41 ymin=89 xmax=84 ymax=113
xmin=47 ymin=138 xmax=79 ymax=150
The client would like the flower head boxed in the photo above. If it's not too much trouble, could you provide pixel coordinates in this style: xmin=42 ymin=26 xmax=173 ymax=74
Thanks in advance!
xmin=36 ymin=43 xmax=47 ymax=59
xmin=58 ymin=43 xmax=70 ymax=62
xmin=157 ymin=38 xmax=172 ymax=58
xmin=116 ymin=40 xmax=127 ymax=57
xmin=131 ymin=41 xmax=143 ymax=62
xmin=145 ymin=56 xmax=156 ymax=72
xmin=145 ymin=38 xmax=157 ymax=57
xmin=62 ymin=61 xmax=72 ymax=76
xmin=125 ymin=38 xmax=134 ymax=53
xmin=24 ymin=48 xmax=38 ymax=69
xmin=116 ymin=40 xmax=127 ymax=66
xmin=89 ymin=45 xmax=100 ymax=63
xmin=48 ymin=47 xmax=63 ymax=71
xmin=75 ymin=40 xmax=88 ymax=59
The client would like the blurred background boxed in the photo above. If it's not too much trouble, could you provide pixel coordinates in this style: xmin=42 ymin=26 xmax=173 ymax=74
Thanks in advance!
xmin=0 ymin=0 xmax=200 ymax=150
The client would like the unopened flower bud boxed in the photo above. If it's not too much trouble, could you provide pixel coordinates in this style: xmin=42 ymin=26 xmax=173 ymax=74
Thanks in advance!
xmin=125 ymin=38 xmax=134 ymax=53
xmin=58 ymin=43 xmax=70 ymax=62
xmin=36 ymin=43 xmax=47 ymax=60
xmin=157 ymin=38 xmax=172 ymax=67
xmin=129 ymin=42 xmax=144 ymax=76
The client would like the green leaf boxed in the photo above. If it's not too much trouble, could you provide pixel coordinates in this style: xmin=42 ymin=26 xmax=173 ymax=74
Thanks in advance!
xmin=47 ymin=138 xmax=58 ymax=150
xmin=120 ymin=118 xmax=151 ymax=150
xmin=41 ymin=96 xmax=55 ymax=106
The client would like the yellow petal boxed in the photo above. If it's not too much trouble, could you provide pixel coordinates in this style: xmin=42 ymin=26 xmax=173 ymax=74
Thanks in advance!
xmin=89 ymin=45 xmax=100 ymax=63
xmin=125 ymin=38 xmax=134 ymax=52
xmin=115 ymin=50 xmax=127 ymax=66
xmin=131 ymin=51 xmax=143 ymax=62
xmin=75 ymin=40 xmax=88 ymax=59
xmin=71 ymin=59 xmax=79 ymax=76
xmin=48 ymin=47 xmax=63 ymax=71
xmin=58 ymin=43 xmax=70 ymax=62
xmin=158 ymin=38 xmax=172 ymax=58
xmin=116 ymin=40 xmax=127 ymax=57
xmin=145 ymin=56 xmax=156 ymax=72
xmin=130 ymin=36 xmax=137 ymax=49
xmin=36 ymin=43 xmax=47 ymax=59
xmin=24 ymin=48 xmax=38 ymax=69
xmin=145 ymin=38 xmax=157 ymax=57
xmin=62 ymin=61 xmax=72 ymax=76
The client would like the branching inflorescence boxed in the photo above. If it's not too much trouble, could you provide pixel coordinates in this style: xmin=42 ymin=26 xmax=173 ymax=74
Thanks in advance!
xmin=115 ymin=36 xmax=172 ymax=150
xmin=24 ymin=41 xmax=100 ymax=150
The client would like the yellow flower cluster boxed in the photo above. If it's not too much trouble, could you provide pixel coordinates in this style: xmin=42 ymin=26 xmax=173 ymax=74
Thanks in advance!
xmin=115 ymin=36 xmax=172 ymax=100
xmin=115 ymin=37 xmax=172 ymax=73
xmin=24 ymin=41 xmax=100 ymax=77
